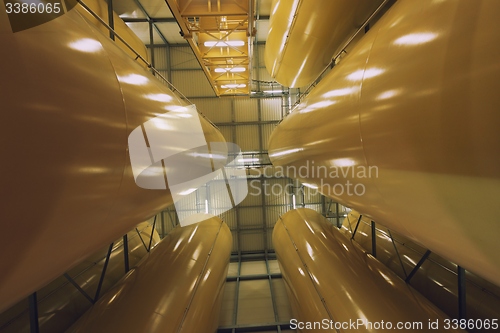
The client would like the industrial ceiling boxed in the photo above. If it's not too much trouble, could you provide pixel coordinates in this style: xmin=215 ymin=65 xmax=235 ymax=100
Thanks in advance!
xmin=112 ymin=0 xmax=273 ymax=96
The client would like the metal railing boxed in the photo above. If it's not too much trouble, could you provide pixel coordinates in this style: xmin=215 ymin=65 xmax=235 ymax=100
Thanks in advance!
xmin=290 ymin=0 xmax=394 ymax=110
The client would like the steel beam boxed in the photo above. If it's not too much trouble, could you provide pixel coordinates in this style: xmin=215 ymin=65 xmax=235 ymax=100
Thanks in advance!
xmin=458 ymin=266 xmax=467 ymax=319
xmin=147 ymin=215 xmax=157 ymax=251
xmin=107 ymin=0 xmax=114 ymax=40
xmin=63 ymin=273 xmax=95 ymax=305
xmin=371 ymin=221 xmax=377 ymax=257
xmin=405 ymin=249 xmax=431 ymax=283
xmin=94 ymin=242 xmax=114 ymax=301
xmin=351 ymin=214 xmax=362 ymax=240
xmin=388 ymin=229 xmax=407 ymax=278
xmin=218 ymin=322 xmax=291 ymax=333
xmin=28 ymin=293 xmax=39 ymax=333
xmin=123 ymin=234 xmax=130 ymax=273
xmin=227 ymin=273 xmax=282 ymax=282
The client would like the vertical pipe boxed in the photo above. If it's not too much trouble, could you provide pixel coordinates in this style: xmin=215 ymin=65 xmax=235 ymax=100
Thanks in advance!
xmin=232 ymin=260 xmax=241 ymax=331
xmin=231 ymin=99 xmax=241 ymax=260
xmin=149 ymin=21 xmax=155 ymax=74
xmin=258 ymin=99 xmax=268 ymax=253
xmin=136 ymin=228 xmax=148 ymax=251
xmin=160 ymin=211 xmax=166 ymax=238
xmin=405 ymin=249 xmax=431 ymax=283
xmin=123 ymin=234 xmax=130 ymax=273
xmin=107 ymin=0 xmax=114 ymax=40
xmin=94 ymin=242 xmax=114 ymax=301
xmin=301 ymin=184 xmax=305 ymax=207
xmin=371 ymin=221 xmax=377 ymax=257
xmin=458 ymin=266 xmax=467 ymax=320
xmin=63 ymin=273 xmax=95 ymax=305
xmin=167 ymin=44 xmax=172 ymax=82
xmin=335 ymin=202 xmax=340 ymax=227
xmin=288 ymin=181 xmax=294 ymax=210
xmin=147 ymin=215 xmax=157 ymax=251
xmin=351 ymin=214 xmax=362 ymax=240
xmin=265 ymin=255 xmax=280 ymax=332
xmin=28 ymin=292 xmax=39 ymax=333
xmin=388 ymin=229 xmax=408 ymax=278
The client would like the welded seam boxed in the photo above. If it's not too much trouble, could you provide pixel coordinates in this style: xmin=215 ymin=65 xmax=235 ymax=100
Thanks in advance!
xmin=177 ymin=221 xmax=225 ymax=332
xmin=278 ymin=216 xmax=340 ymax=333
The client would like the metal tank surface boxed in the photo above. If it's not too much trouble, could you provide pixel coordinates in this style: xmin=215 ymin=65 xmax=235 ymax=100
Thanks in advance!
xmin=339 ymin=211 xmax=500 ymax=332
xmin=66 ymin=216 xmax=232 ymax=333
xmin=264 ymin=0 xmax=385 ymax=88
xmin=0 ymin=0 xmax=225 ymax=312
xmin=0 ymin=222 xmax=160 ymax=333
xmin=268 ymin=0 xmax=500 ymax=286
xmin=273 ymin=208 xmax=465 ymax=333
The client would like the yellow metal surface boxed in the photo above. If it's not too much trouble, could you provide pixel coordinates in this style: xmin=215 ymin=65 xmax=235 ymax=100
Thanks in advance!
xmin=166 ymin=0 xmax=255 ymax=95
xmin=340 ymin=211 xmax=500 ymax=329
xmin=67 ymin=216 xmax=232 ymax=333
xmin=274 ymin=208 xmax=464 ymax=332
xmin=264 ymin=0 xmax=385 ymax=88
xmin=268 ymin=0 xmax=500 ymax=285
xmin=0 ymin=222 xmax=160 ymax=333
xmin=0 ymin=2 xmax=224 ymax=312
xmin=75 ymin=0 xmax=149 ymax=67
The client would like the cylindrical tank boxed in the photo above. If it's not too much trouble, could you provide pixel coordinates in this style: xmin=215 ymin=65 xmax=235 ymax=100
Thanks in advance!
xmin=0 ymin=222 xmax=160 ymax=333
xmin=264 ymin=0 xmax=385 ymax=88
xmin=66 ymin=216 xmax=232 ymax=333
xmin=74 ymin=0 xmax=149 ymax=68
xmin=339 ymin=211 xmax=500 ymax=332
xmin=0 ymin=2 xmax=224 ymax=311
xmin=268 ymin=0 xmax=500 ymax=286
xmin=274 ymin=208 xmax=464 ymax=332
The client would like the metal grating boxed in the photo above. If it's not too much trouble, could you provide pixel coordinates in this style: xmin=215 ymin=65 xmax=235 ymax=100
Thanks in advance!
xmin=171 ymin=70 xmax=215 ymax=96
xmin=164 ymin=0 xmax=257 ymax=96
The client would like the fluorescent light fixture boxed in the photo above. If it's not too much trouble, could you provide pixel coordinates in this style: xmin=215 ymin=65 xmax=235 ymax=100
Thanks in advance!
xmin=187 ymin=152 xmax=227 ymax=160
xmin=214 ymin=67 xmax=246 ymax=73
xmin=204 ymin=40 xmax=245 ymax=47
xmin=238 ymin=158 xmax=259 ymax=163
xmin=264 ymin=90 xmax=283 ymax=94
xmin=221 ymin=84 xmax=246 ymax=89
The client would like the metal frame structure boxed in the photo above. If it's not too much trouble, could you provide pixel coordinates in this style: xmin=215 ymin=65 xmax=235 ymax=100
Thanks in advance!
xmin=163 ymin=0 xmax=256 ymax=96
xmin=351 ymin=217 xmax=473 ymax=322
xmin=217 ymin=255 xmax=291 ymax=333
xmin=25 ymin=225 xmax=158 ymax=332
